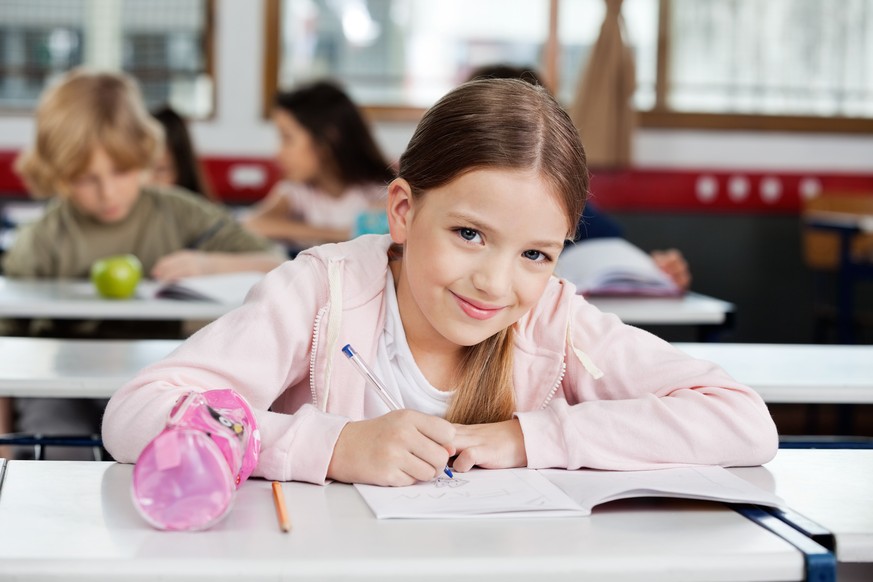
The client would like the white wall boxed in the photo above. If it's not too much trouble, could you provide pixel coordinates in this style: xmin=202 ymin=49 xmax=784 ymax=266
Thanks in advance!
xmin=2 ymin=0 xmax=872 ymax=173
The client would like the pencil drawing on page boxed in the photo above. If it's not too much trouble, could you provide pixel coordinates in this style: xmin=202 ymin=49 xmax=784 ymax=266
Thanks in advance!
xmin=434 ymin=475 xmax=468 ymax=488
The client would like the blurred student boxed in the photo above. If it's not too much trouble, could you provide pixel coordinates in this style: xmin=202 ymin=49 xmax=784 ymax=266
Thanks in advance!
xmin=468 ymin=64 xmax=691 ymax=292
xmin=242 ymin=80 xmax=394 ymax=249
xmin=150 ymin=105 xmax=217 ymax=201
xmin=1 ymin=68 xmax=284 ymax=459
xmin=4 ymin=69 xmax=282 ymax=283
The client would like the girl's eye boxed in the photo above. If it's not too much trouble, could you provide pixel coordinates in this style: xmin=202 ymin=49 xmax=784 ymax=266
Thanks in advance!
xmin=457 ymin=228 xmax=481 ymax=243
xmin=522 ymin=249 xmax=549 ymax=263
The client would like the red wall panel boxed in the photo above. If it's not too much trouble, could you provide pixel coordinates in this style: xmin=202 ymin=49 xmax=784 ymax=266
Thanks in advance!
xmin=3 ymin=150 xmax=872 ymax=212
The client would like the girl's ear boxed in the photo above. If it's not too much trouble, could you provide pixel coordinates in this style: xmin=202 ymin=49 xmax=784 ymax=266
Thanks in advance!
xmin=386 ymin=177 xmax=414 ymax=244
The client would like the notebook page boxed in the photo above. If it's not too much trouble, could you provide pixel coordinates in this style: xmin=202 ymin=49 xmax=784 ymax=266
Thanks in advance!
xmin=354 ymin=468 xmax=586 ymax=519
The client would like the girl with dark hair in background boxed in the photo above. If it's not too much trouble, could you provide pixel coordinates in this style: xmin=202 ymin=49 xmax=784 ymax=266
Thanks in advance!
xmin=243 ymin=80 xmax=393 ymax=249
xmin=151 ymin=105 xmax=217 ymax=201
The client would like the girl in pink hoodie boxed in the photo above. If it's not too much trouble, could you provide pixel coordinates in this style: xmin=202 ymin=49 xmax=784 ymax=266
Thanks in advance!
xmin=103 ymin=79 xmax=777 ymax=486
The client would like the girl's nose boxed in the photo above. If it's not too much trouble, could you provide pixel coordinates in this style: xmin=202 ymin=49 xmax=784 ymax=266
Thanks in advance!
xmin=471 ymin=255 xmax=513 ymax=298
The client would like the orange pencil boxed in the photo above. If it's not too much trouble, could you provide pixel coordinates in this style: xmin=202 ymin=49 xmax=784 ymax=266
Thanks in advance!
xmin=271 ymin=481 xmax=291 ymax=533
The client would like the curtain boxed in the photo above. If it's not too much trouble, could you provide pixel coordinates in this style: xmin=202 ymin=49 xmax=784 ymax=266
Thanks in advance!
xmin=568 ymin=0 xmax=636 ymax=168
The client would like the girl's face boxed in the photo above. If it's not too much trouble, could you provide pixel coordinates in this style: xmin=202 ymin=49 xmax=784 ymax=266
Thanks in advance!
xmin=67 ymin=146 xmax=144 ymax=223
xmin=388 ymin=168 xmax=569 ymax=355
xmin=273 ymin=109 xmax=322 ymax=184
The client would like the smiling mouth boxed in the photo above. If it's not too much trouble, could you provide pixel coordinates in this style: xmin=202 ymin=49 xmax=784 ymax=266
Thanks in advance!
xmin=451 ymin=292 xmax=505 ymax=321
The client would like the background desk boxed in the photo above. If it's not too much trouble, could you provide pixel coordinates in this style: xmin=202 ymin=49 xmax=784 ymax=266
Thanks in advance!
xmin=590 ymin=293 xmax=734 ymax=326
xmin=0 ymin=277 xmax=234 ymax=320
xmin=0 ymin=337 xmax=179 ymax=398
xmin=731 ymin=449 xmax=873 ymax=579
xmin=0 ymin=276 xmax=733 ymax=331
xmin=674 ymin=343 xmax=873 ymax=404
xmin=589 ymin=292 xmax=735 ymax=341
xmin=0 ymin=461 xmax=805 ymax=582
xmin=0 ymin=200 xmax=44 ymax=254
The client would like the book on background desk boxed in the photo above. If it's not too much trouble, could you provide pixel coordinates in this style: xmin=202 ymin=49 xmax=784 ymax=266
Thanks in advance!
xmin=138 ymin=272 xmax=264 ymax=304
xmin=354 ymin=466 xmax=786 ymax=519
xmin=556 ymin=238 xmax=682 ymax=297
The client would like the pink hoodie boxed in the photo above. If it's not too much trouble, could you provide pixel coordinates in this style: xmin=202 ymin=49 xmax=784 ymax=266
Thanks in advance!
xmin=103 ymin=235 xmax=777 ymax=484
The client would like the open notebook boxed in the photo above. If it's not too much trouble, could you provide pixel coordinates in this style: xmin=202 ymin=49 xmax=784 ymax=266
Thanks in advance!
xmin=556 ymin=238 xmax=682 ymax=297
xmin=354 ymin=466 xmax=785 ymax=519
xmin=138 ymin=272 xmax=264 ymax=304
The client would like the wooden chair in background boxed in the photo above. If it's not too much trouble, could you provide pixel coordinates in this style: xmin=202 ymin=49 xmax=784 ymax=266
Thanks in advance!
xmin=801 ymin=193 xmax=873 ymax=344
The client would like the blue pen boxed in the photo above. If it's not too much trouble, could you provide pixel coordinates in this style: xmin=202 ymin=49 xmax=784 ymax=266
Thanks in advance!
xmin=341 ymin=343 xmax=454 ymax=479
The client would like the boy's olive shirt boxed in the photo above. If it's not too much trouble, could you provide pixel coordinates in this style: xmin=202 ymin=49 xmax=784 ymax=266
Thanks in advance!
xmin=3 ymin=186 xmax=272 ymax=278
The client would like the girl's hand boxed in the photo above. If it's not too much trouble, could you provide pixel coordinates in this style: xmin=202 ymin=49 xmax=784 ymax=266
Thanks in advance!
xmin=327 ymin=410 xmax=456 ymax=486
xmin=151 ymin=250 xmax=212 ymax=281
xmin=451 ymin=419 xmax=528 ymax=473
xmin=650 ymin=248 xmax=691 ymax=291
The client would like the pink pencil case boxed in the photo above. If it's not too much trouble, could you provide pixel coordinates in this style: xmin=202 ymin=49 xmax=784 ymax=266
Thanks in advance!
xmin=131 ymin=389 xmax=261 ymax=531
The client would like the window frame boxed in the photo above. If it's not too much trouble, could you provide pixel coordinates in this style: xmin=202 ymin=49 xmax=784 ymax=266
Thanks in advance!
xmin=264 ymin=0 xmax=873 ymax=133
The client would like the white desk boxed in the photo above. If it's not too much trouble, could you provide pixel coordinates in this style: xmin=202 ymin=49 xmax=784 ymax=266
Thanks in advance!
xmin=0 ymin=200 xmax=46 ymax=252
xmin=0 ymin=461 xmax=805 ymax=582
xmin=0 ymin=337 xmax=179 ymax=398
xmin=4 ymin=338 xmax=871 ymax=406
xmin=588 ymin=292 xmax=734 ymax=326
xmin=0 ymin=276 xmax=733 ymax=328
xmin=0 ymin=200 xmax=46 ymax=226
xmin=731 ymin=449 xmax=873 ymax=578
xmin=0 ymin=276 xmax=233 ymax=320
xmin=674 ymin=342 xmax=873 ymax=404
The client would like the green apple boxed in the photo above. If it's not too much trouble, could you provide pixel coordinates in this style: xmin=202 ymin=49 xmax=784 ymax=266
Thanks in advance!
xmin=90 ymin=254 xmax=143 ymax=299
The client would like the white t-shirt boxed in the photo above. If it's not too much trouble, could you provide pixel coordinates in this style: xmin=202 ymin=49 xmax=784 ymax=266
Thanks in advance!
xmin=368 ymin=268 xmax=453 ymax=418
xmin=278 ymin=181 xmax=385 ymax=230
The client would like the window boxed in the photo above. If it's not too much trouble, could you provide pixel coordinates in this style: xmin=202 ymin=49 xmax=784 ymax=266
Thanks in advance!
xmin=0 ymin=0 xmax=214 ymax=118
xmin=270 ymin=0 xmax=556 ymax=110
xmin=668 ymin=0 xmax=873 ymax=118
xmin=553 ymin=0 xmax=658 ymax=108
xmin=267 ymin=0 xmax=873 ymax=132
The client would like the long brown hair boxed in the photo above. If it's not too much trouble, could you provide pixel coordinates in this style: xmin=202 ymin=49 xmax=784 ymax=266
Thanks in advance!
xmin=151 ymin=105 xmax=216 ymax=201
xmin=398 ymin=78 xmax=589 ymax=425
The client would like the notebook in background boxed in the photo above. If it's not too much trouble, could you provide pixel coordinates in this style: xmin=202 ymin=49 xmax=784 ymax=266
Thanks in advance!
xmin=138 ymin=272 xmax=264 ymax=304
xmin=556 ymin=238 xmax=682 ymax=297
